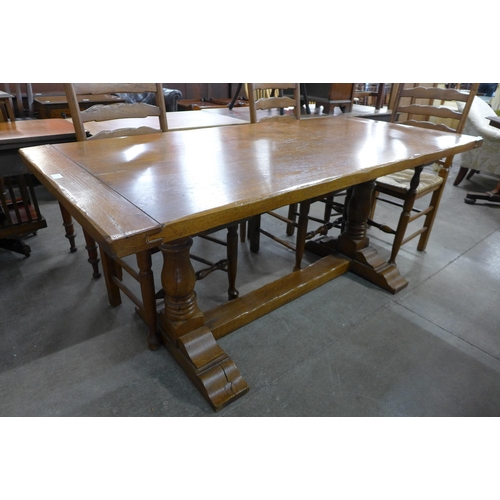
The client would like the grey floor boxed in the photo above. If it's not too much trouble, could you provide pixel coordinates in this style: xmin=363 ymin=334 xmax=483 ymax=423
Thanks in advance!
xmin=1 ymin=161 xmax=500 ymax=417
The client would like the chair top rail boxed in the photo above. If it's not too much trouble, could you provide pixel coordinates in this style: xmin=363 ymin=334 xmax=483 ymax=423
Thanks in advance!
xmin=80 ymin=102 xmax=161 ymax=123
xmin=400 ymin=85 xmax=477 ymax=102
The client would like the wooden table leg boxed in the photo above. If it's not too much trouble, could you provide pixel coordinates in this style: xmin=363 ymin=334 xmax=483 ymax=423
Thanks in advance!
xmin=83 ymin=229 xmax=101 ymax=279
xmin=158 ymin=237 xmax=249 ymax=411
xmin=306 ymin=181 xmax=408 ymax=294
xmin=59 ymin=203 xmax=77 ymax=253
xmin=136 ymin=250 xmax=161 ymax=350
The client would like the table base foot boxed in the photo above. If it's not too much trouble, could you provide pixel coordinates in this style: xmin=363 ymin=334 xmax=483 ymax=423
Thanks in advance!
xmin=160 ymin=322 xmax=249 ymax=411
xmin=306 ymin=237 xmax=408 ymax=294
xmin=350 ymin=246 xmax=408 ymax=294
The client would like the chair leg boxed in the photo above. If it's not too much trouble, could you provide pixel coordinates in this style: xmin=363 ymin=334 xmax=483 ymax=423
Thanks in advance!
xmin=248 ymin=214 xmax=261 ymax=253
xmin=83 ymin=229 xmax=101 ymax=278
xmin=466 ymin=169 xmax=478 ymax=180
xmin=389 ymin=195 xmax=415 ymax=265
xmin=417 ymin=185 xmax=445 ymax=252
xmin=239 ymin=221 xmax=246 ymax=242
xmin=286 ymin=203 xmax=298 ymax=236
xmin=100 ymin=248 xmax=121 ymax=307
xmin=453 ymin=167 xmax=469 ymax=186
xmin=136 ymin=250 xmax=161 ymax=350
xmin=322 ymin=193 xmax=335 ymax=225
xmin=226 ymin=224 xmax=239 ymax=300
xmin=389 ymin=166 xmax=423 ymax=265
xmin=294 ymin=201 xmax=310 ymax=271
xmin=368 ymin=189 xmax=379 ymax=221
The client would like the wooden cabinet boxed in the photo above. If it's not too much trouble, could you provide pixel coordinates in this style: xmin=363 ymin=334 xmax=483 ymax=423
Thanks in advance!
xmin=305 ymin=84 xmax=355 ymax=114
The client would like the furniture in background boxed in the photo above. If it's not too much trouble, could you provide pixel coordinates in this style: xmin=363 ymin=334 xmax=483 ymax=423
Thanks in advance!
xmin=0 ymin=84 xmax=35 ymax=119
xmin=305 ymin=83 xmax=355 ymax=114
xmin=35 ymin=93 xmax=125 ymax=118
xmin=0 ymin=119 xmax=75 ymax=256
xmin=112 ymin=87 xmax=182 ymax=112
xmin=35 ymin=88 xmax=182 ymax=118
xmin=367 ymin=83 xmax=479 ymax=264
xmin=453 ymin=96 xmax=500 ymax=189
xmin=353 ymin=83 xmax=389 ymax=110
xmin=0 ymin=165 xmax=46 ymax=256
xmin=0 ymin=91 xmax=16 ymax=122
xmin=0 ymin=119 xmax=76 ymax=256
xmin=228 ymin=84 xmax=310 ymax=114
xmin=461 ymin=110 xmax=500 ymax=205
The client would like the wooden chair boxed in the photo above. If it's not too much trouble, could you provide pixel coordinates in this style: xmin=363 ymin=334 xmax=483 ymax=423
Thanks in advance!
xmin=1 ymin=84 xmax=35 ymax=119
xmin=0 ymin=91 xmax=16 ymax=122
xmin=64 ymin=83 xmax=239 ymax=350
xmin=1 ymin=90 xmax=47 ymax=256
xmin=246 ymin=83 xmax=312 ymax=270
xmin=0 ymin=171 xmax=47 ymax=257
xmin=368 ymin=83 xmax=479 ymax=264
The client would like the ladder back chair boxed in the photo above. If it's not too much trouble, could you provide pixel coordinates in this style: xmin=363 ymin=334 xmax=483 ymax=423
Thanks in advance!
xmin=368 ymin=83 xmax=479 ymax=264
xmin=1 ymin=84 xmax=35 ymax=119
xmin=246 ymin=83 xmax=312 ymax=271
xmin=64 ymin=83 xmax=239 ymax=350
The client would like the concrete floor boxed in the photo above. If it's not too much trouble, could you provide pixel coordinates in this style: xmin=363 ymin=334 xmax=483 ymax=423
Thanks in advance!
xmin=1 ymin=156 xmax=500 ymax=417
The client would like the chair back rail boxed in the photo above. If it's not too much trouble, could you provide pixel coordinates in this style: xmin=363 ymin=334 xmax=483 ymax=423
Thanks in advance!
xmin=64 ymin=83 xmax=168 ymax=141
xmin=247 ymin=83 xmax=301 ymax=123
xmin=391 ymin=84 xmax=478 ymax=134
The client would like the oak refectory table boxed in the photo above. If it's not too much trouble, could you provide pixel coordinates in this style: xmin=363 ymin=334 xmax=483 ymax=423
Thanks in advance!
xmin=19 ymin=115 xmax=482 ymax=410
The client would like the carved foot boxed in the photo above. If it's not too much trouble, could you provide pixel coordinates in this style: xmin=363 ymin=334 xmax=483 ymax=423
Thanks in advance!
xmin=350 ymin=246 xmax=408 ymax=294
xmin=306 ymin=236 xmax=408 ymax=294
xmin=160 ymin=323 xmax=249 ymax=411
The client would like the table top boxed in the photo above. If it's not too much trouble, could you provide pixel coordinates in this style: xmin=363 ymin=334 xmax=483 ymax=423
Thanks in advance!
xmin=0 ymin=118 xmax=76 ymax=149
xmin=82 ymin=109 xmax=248 ymax=136
xmin=33 ymin=94 xmax=124 ymax=105
xmin=0 ymin=91 xmax=14 ymax=99
xmin=19 ymin=115 xmax=482 ymax=258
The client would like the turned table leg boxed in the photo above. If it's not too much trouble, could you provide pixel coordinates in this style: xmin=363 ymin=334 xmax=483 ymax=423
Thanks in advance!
xmin=158 ymin=237 xmax=249 ymax=411
xmin=59 ymin=203 xmax=77 ymax=253
xmin=338 ymin=181 xmax=408 ymax=293
xmin=306 ymin=181 xmax=408 ymax=294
